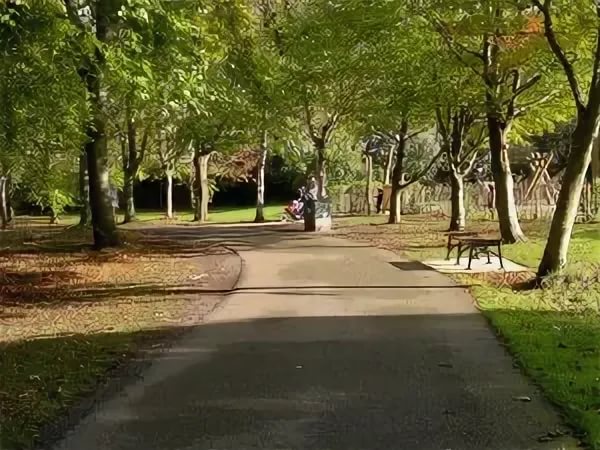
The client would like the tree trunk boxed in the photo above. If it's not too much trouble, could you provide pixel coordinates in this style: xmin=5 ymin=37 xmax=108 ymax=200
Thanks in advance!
xmin=487 ymin=116 xmax=526 ymax=243
xmin=0 ymin=176 xmax=8 ymax=230
xmin=123 ymin=171 xmax=135 ymax=223
xmin=254 ymin=131 xmax=268 ymax=223
xmin=122 ymin=119 xmax=138 ymax=223
xmin=199 ymin=155 xmax=210 ymax=222
xmin=193 ymin=149 xmax=211 ymax=222
xmin=538 ymin=114 xmax=598 ymax=277
xmin=165 ymin=171 xmax=174 ymax=219
xmin=193 ymin=147 xmax=202 ymax=221
xmin=5 ymin=175 xmax=12 ymax=224
xmin=365 ymin=153 xmax=373 ymax=215
xmin=80 ymin=4 xmax=119 ymax=248
xmin=85 ymin=127 xmax=119 ymax=248
xmin=388 ymin=120 xmax=408 ymax=224
xmin=449 ymin=170 xmax=466 ymax=231
xmin=315 ymin=142 xmax=327 ymax=199
xmin=384 ymin=145 xmax=394 ymax=185
xmin=389 ymin=183 xmax=402 ymax=224
xmin=78 ymin=152 xmax=91 ymax=226
xmin=50 ymin=210 xmax=60 ymax=225
xmin=582 ymin=164 xmax=594 ymax=221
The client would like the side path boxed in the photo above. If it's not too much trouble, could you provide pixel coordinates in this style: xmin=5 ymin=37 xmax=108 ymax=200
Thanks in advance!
xmin=53 ymin=225 xmax=577 ymax=450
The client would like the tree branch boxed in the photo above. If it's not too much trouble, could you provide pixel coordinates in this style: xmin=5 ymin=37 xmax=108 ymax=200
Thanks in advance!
xmin=435 ymin=107 xmax=450 ymax=144
xmin=432 ymin=17 xmax=485 ymax=79
xmin=303 ymin=96 xmax=317 ymax=141
xmin=406 ymin=127 xmax=428 ymax=141
xmin=533 ymin=0 xmax=586 ymax=112
xmin=138 ymin=128 xmax=149 ymax=165
xmin=515 ymin=90 xmax=559 ymax=116
xmin=399 ymin=147 xmax=444 ymax=189
xmin=514 ymin=73 xmax=541 ymax=98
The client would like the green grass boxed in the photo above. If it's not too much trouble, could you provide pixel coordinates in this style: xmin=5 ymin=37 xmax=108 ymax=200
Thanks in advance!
xmin=474 ymin=286 xmax=600 ymax=448
xmin=121 ymin=205 xmax=284 ymax=224
xmin=336 ymin=215 xmax=600 ymax=448
xmin=10 ymin=205 xmax=286 ymax=231
xmin=0 ymin=335 xmax=136 ymax=449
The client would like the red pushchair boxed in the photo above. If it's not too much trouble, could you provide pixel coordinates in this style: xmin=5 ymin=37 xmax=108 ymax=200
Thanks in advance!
xmin=283 ymin=188 xmax=306 ymax=221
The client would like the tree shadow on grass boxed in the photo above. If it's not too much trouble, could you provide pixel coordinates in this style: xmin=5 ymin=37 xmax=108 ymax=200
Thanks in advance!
xmin=0 ymin=311 xmax=587 ymax=450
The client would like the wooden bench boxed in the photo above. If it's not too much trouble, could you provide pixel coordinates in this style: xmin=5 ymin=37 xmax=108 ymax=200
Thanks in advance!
xmin=445 ymin=231 xmax=478 ymax=261
xmin=446 ymin=232 xmax=504 ymax=270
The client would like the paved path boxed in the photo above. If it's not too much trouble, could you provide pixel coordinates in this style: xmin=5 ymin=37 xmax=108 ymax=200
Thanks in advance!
xmin=53 ymin=225 xmax=575 ymax=450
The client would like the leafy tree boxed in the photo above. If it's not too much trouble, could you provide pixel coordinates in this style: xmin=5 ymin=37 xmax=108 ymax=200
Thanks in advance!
xmin=274 ymin=0 xmax=385 ymax=199
xmin=357 ymin=9 xmax=441 ymax=224
xmin=531 ymin=0 xmax=600 ymax=276
xmin=428 ymin=0 xmax=567 ymax=242
xmin=0 ymin=1 xmax=86 ymax=226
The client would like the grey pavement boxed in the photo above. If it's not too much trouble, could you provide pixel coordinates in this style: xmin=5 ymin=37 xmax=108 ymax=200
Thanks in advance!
xmin=52 ymin=225 xmax=576 ymax=450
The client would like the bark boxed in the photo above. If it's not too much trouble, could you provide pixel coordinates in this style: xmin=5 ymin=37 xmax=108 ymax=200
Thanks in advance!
xmin=254 ymin=131 xmax=268 ymax=223
xmin=193 ymin=147 xmax=211 ymax=222
xmin=538 ymin=114 xmax=598 ymax=277
xmin=449 ymin=171 xmax=466 ymax=231
xmin=388 ymin=120 xmax=408 ymax=224
xmin=365 ymin=153 xmax=373 ymax=216
xmin=0 ymin=176 xmax=8 ymax=230
xmin=5 ymin=176 xmax=12 ymax=224
xmin=123 ymin=171 xmax=135 ymax=223
xmin=582 ymin=165 xmax=594 ymax=221
xmin=165 ymin=171 xmax=174 ymax=219
xmin=78 ymin=1 xmax=119 ymax=248
xmin=315 ymin=140 xmax=327 ymax=199
xmin=122 ymin=118 xmax=139 ymax=223
xmin=78 ymin=152 xmax=91 ymax=226
xmin=384 ymin=145 xmax=394 ymax=185
xmin=199 ymin=155 xmax=210 ymax=222
xmin=487 ymin=116 xmax=526 ymax=243
xmin=193 ymin=147 xmax=202 ymax=221
xmin=50 ymin=211 xmax=60 ymax=225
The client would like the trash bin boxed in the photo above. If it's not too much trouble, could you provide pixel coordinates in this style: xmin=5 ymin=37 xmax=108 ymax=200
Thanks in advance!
xmin=304 ymin=198 xmax=332 ymax=232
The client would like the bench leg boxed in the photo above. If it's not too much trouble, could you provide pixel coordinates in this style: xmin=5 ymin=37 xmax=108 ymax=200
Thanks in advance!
xmin=467 ymin=246 xmax=474 ymax=270
xmin=486 ymin=249 xmax=492 ymax=264
xmin=498 ymin=243 xmax=504 ymax=269
xmin=455 ymin=243 xmax=462 ymax=266
xmin=446 ymin=238 xmax=452 ymax=261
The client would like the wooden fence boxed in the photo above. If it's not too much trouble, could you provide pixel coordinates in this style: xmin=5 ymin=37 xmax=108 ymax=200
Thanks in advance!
xmin=331 ymin=175 xmax=561 ymax=220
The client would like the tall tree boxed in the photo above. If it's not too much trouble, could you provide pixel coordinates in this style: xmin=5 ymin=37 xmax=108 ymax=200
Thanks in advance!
xmin=277 ymin=0 xmax=382 ymax=199
xmin=436 ymin=107 xmax=487 ymax=231
xmin=430 ymin=0 xmax=559 ymax=242
xmin=63 ymin=0 xmax=121 ymax=247
xmin=533 ymin=0 xmax=600 ymax=276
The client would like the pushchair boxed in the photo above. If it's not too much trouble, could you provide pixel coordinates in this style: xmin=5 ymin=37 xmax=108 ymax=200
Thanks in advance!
xmin=283 ymin=188 xmax=307 ymax=221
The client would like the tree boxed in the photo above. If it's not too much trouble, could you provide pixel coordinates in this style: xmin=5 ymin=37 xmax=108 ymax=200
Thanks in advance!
xmin=436 ymin=107 xmax=487 ymax=231
xmin=430 ymin=0 xmax=561 ymax=242
xmin=63 ymin=0 xmax=122 ymax=248
xmin=355 ymin=10 xmax=441 ymax=224
xmin=275 ymin=0 xmax=383 ymax=199
xmin=533 ymin=0 xmax=600 ymax=276
xmin=0 ymin=1 xmax=86 ymax=227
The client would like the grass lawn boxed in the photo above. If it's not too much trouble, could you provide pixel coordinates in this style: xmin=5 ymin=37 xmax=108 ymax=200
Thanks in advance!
xmin=11 ymin=205 xmax=285 ymax=229
xmin=335 ymin=214 xmax=600 ymax=448
xmin=0 ymin=226 xmax=238 ymax=449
